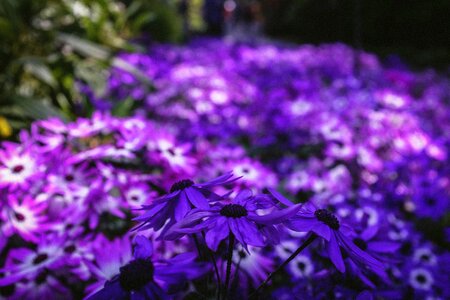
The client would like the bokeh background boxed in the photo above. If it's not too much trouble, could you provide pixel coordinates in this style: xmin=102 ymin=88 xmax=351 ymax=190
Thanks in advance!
xmin=1 ymin=0 xmax=450 ymax=137
xmin=1 ymin=1 xmax=449 ymax=299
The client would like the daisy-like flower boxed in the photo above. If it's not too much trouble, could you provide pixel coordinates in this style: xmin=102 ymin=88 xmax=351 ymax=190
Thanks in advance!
xmin=269 ymin=189 xmax=386 ymax=278
xmin=123 ymin=183 xmax=156 ymax=208
xmin=86 ymin=235 xmax=208 ymax=300
xmin=167 ymin=189 xmax=301 ymax=251
xmin=232 ymin=246 xmax=275 ymax=286
xmin=287 ymin=254 xmax=315 ymax=278
xmin=0 ymin=233 xmax=78 ymax=290
xmin=134 ymin=172 xmax=238 ymax=234
xmin=146 ymin=131 xmax=196 ymax=174
xmin=85 ymin=234 xmax=134 ymax=296
xmin=2 ymin=194 xmax=53 ymax=242
xmin=409 ymin=268 xmax=434 ymax=291
xmin=0 ymin=143 xmax=40 ymax=189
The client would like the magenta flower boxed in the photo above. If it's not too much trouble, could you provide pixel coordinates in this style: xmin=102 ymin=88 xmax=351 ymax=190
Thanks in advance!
xmin=0 ymin=142 xmax=41 ymax=189
xmin=2 ymin=194 xmax=53 ymax=242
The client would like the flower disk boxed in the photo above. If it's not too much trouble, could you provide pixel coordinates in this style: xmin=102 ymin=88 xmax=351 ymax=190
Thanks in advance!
xmin=220 ymin=204 xmax=248 ymax=218
xmin=170 ymin=179 xmax=194 ymax=193
xmin=314 ymin=209 xmax=340 ymax=230
xmin=118 ymin=259 xmax=154 ymax=292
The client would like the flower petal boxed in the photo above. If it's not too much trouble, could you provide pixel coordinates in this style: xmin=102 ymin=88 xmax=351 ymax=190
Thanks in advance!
xmin=234 ymin=189 xmax=253 ymax=205
xmin=248 ymin=204 xmax=302 ymax=225
xmin=133 ymin=235 xmax=153 ymax=259
xmin=328 ymin=232 xmax=345 ymax=272
xmin=205 ymin=218 xmax=229 ymax=251
xmin=237 ymin=218 xmax=265 ymax=247
xmin=367 ymin=241 xmax=401 ymax=253
xmin=312 ymin=223 xmax=332 ymax=241
xmin=268 ymin=188 xmax=294 ymax=207
xmin=185 ymin=188 xmax=209 ymax=209
xmin=174 ymin=191 xmax=191 ymax=221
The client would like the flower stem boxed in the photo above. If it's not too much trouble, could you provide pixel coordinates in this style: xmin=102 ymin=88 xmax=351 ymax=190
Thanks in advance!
xmin=201 ymin=231 xmax=221 ymax=300
xmin=250 ymin=233 xmax=317 ymax=298
xmin=192 ymin=234 xmax=203 ymax=260
xmin=223 ymin=233 xmax=235 ymax=300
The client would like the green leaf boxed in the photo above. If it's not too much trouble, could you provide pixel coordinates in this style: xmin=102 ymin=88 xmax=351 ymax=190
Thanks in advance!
xmin=13 ymin=96 xmax=66 ymax=120
xmin=112 ymin=57 xmax=152 ymax=86
xmin=57 ymin=33 xmax=111 ymax=60
xmin=112 ymin=98 xmax=134 ymax=117
xmin=21 ymin=58 xmax=57 ymax=88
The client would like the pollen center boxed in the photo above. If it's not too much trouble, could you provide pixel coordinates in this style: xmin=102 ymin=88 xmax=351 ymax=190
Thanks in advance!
xmin=12 ymin=165 xmax=24 ymax=173
xmin=314 ymin=209 xmax=340 ymax=230
xmin=170 ymin=179 xmax=194 ymax=193
xmin=353 ymin=238 xmax=367 ymax=250
xmin=32 ymin=253 xmax=48 ymax=265
xmin=220 ymin=204 xmax=248 ymax=218
xmin=119 ymin=259 xmax=154 ymax=292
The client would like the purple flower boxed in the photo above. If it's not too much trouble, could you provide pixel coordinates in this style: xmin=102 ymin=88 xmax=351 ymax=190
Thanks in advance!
xmin=0 ymin=142 xmax=41 ymax=189
xmin=86 ymin=235 xmax=208 ymax=300
xmin=167 ymin=189 xmax=301 ymax=251
xmin=0 ymin=233 xmax=79 ymax=298
xmin=269 ymin=189 xmax=387 ymax=278
xmin=134 ymin=172 xmax=238 ymax=234
xmin=1 ymin=194 xmax=53 ymax=242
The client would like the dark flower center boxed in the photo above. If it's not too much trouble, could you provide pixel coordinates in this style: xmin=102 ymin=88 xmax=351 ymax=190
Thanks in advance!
xmin=14 ymin=212 xmax=25 ymax=222
xmin=119 ymin=259 xmax=154 ymax=292
xmin=64 ymin=245 xmax=76 ymax=254
xmin=353 ymin=238 xmax=368 ymax=250
xmin=35 ymin=271 xmax=48 ymax=285
xmin=314 ymin=209 xmax=340 ymax=230
xmin=298 ymin=262 xmax=306 ymax=271
xmin=220 ymin=204 xmax=248 ymax=218
xmin=65 ymin=174 xmax=75 ymax=182
xmin=425 ymin=197 xmax=436 ymax=206
xmin=416 ymin=274 xmax=427 ymax=284
xmin=420 ymin=254 xmax=430 ymax=262
xmin=170 ymin=179 xmax=194 ymax=193
xmin=12 ymin=165 xmax=24 ymax=173
xmin=32 ymin=253 xmax=48 ymax=265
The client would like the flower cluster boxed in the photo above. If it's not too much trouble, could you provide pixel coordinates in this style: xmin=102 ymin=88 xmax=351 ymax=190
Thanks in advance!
xmin=0 ymin=38 xmax=449 ymax=299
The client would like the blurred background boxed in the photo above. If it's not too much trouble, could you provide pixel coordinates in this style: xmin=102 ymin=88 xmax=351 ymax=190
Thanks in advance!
xmin=1 ymin=0 xmax=449 ymax=139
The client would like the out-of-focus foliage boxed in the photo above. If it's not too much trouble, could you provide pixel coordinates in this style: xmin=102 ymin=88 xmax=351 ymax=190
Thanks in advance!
xmin=263 ymin=0 xmax=450 ymax=70
xmin=0 ymin=0 xmax=182 ymax=138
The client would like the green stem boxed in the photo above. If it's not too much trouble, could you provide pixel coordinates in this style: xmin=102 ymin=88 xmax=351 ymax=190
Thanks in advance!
xmin=223 ymin=233 xmax=235 ymax=299
xmin=201 ymin=231 xmax=221 ymax=300
xmin=249 ymin=233 xmax=317 ymax=298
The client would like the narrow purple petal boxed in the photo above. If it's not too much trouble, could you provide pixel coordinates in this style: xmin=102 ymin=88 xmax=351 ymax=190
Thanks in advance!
xmin=268 ymin=188 xmax=294 ymax=207
xmin=134 ymin=235 xmax=153 ymax=259
xmin=234 ymin=189 xmax=253 ymax=205
xmin=312 ymin=223 xmax=332 ymax=241
xmin=237 ymin=218 xmax=265 ymax=247
xmin=328 ymin=232 xmax=345 ymax=272
xmin=248 ymin=204 xmax=302 ymax=224
xmin=286 ymin=216 xmax=319 ymax=233
xmin=205 ymin=218 xmax=229 ymax=251
xmin=196 ymin=171 xmax=239 ymax=188
xmin=185 ymin=188 xmax=209 ymax=209
xmin=174 ymin=191 xmax=191 ymax=221
xmin=367 ymin=241 xmax=401 ymax=253
xmin=228 ymin=218 xmax=245 ymax=248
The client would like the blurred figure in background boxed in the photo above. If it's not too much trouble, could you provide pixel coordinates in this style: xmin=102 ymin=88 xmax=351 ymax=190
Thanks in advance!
xmin=203 ymin=0 xmax=225 ymax=35
xmin=178 ymin=0 xmax=190 ymax=39
xmin=225 ymin=0 xmax=264 ymax=41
